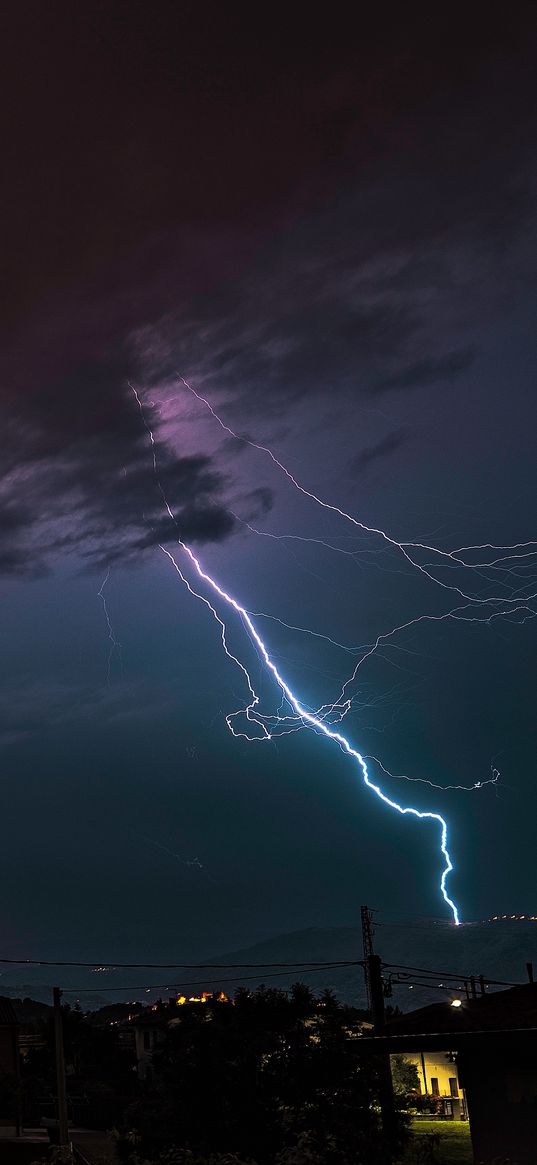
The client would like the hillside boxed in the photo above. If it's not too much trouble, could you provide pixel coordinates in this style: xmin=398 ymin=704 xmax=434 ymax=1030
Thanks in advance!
xmin=207 ymin=917 xmax=537 ymax=1008
xmin=1 ymin=918 xmax=536 ymax=1009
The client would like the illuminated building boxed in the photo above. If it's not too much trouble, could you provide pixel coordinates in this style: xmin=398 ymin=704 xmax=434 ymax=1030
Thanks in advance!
xmin=358 ymin=981 xmax=537 ymax=1164
xmin=404 ymin=1050 xmax=466 ymax=1119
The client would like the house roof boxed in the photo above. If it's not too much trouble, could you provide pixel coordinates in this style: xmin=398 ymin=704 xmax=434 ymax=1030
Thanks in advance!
xmin=130 ymin=1010 xmax=171 ymax=1028
xmin=0 ymin=997 xmax=19 ymax=1026
xmin=386 ymin=982 xmax=537 ymax=1037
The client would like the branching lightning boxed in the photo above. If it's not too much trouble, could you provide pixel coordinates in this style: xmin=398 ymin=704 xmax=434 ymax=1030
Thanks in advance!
xmin=182 ymin=377 xmax=537 ymax=610
xmin=97 ymin=568 xmax=122 ymax=685
xmin=364 ymin=756 xmax=501 ymax=794
xmin=160 ymin=539 xmax=460 ymax=922
xmin=130 ymin=384 xmax=469 ymax=926
xmin=181 ymin=377 xmax=537 ymax=743
xmin=126 ymin=367 xmax=537 ymax=927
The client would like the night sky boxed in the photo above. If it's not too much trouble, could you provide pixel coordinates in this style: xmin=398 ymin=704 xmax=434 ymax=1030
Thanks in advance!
xmin=2 ymin=4 xmax=537 ymax=963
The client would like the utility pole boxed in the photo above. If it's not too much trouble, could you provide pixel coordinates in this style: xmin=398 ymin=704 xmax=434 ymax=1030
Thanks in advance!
xmin=367 ymin=951 xmax=396 ymax=1151
xmin=361 ymin=905 xmax=375 ymax=1011
xmin=368 ymin=954 xmax=386 ymax=1035
xmin=360 ymin=911 xmax=396 ymax=1152
xmin=53 ymin=988 xmax=70 ymax=1150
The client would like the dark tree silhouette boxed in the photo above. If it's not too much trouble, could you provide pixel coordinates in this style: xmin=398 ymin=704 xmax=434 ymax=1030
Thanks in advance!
xmin=121 ymin=986 xmax=409 ymax=1165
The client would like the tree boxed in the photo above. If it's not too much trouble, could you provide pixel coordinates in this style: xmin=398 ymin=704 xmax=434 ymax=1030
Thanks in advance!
xmin=120 ymin=986 xmax=409 ymax=1165
xmin=391 ymin=1055 xmax=420 ymax=1099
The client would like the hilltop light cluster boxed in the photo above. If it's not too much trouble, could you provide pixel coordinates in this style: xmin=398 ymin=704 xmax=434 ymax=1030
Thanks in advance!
xmin=149 ymin=991 xmax=231 ymax=1010
xmin=488 ymin=915 xmax=537 ymax=922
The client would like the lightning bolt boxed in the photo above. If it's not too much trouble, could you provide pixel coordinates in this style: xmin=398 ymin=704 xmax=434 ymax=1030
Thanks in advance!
xmin=160 ymin=541 xmax=460 ymax=922
xmin=131 ymin=385 xmax=461 ymax=925
xmin=97 ymin=568 xmax=122 ymax=685
xmin=182 ymin=377 xmax=537 ymax=609
xmin=181 ymin=378 xmax=537 ymax=739
xmin=364 ymin=756 xmax=501 ymax=794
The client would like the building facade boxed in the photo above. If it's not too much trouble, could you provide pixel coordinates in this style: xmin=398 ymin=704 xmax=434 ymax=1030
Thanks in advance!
xmin=357 ymin=981 xmax=537 ymax=1164
xmin=404 ymin=1049 xmax=466 ymax=1118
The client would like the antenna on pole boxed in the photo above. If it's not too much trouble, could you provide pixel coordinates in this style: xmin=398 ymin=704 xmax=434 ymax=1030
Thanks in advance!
xmin=361 ymin=905 xmax=376 ymax=1011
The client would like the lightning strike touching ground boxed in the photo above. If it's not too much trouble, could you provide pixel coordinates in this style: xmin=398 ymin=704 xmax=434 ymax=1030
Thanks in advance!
xmin=160 ymin=540 xmax=460 ymax=923
xmin=132 ymin=385 xmax=461 ymax=926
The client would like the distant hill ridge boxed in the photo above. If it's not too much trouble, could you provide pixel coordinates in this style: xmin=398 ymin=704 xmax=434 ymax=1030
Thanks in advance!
xmin=1 ymin=919 xmax=536 ymax=1010
xmin=207 ymin=918 xmax=537 ymax=1008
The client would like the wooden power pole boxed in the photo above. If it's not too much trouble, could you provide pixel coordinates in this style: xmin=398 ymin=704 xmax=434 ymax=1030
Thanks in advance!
xmin=53 ymin=988 xmax=70 ymax=1149
xmin=367 ymin=953 xmax=386 ymax=1035
xmin=367 ymin=951 xmax=396 ymax=1151
xmin=361 ymin=905 xmax=375 ymax=1011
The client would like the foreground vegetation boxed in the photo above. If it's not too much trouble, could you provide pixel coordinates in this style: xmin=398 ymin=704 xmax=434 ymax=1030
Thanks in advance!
xmin=119 ymin=985 xmax=410 ymax=1164
xmin=11 ymin=985 xmax=413 ymax=1164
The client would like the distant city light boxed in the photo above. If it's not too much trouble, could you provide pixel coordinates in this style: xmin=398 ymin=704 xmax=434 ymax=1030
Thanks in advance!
xmin=451 ymin=998 xmax=463 ymax=1008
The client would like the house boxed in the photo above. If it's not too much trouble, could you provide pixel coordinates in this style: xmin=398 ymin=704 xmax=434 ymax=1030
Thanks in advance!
xmin=0 ymin=998 xmax=20 ymax=1138
xmin=358 ymin=981 xmax=537 ymax=1164
xmin=131 ymin=1011 xmax=167 ymax=1080
xmin=402 ymin=1048 xmax=466 ymax=1119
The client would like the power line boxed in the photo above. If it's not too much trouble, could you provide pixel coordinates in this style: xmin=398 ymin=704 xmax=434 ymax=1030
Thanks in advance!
xmin=391 ymin=979 xmax=467 ymax=995
xmin=0 ymin=956 xmax=362 ymax=970
xmin=59 ymin=962 xmax=358 ymax=994
xmin=0 ymin=953 xmax=521 ymax=992
xmin=385 ymin=963 xmax=475 ymax=980
xmin=384 ymin=968 xmax=470 ymax=996
xmin=384 ymin=961 xmax=520 ymax=987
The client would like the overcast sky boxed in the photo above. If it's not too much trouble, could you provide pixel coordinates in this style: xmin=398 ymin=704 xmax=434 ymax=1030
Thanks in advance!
xmin=1 ymin=3 xmax=537 ymax=963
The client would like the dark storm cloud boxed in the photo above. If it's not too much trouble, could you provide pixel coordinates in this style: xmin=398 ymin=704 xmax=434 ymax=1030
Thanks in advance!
xmin=139 ymin=88 xmax=534 ymax=421
xmin=373 ymin=348 xmax=476 ymax=394
xmin=127 ymin=24 xmax=537 ymax=422
xmin=2 ymin=6 xmax=537 ymax=574
xmin=0 ymin=356 xmax=235 ymax=576
xmin=123 ymin=504 xmax=236 ymax=560
xmin=2 ymin=2 xmax=537 ymax=963
xmin=350 ymin=432 xmax=409 ymax=474
xmin=244 ymin=487 xmax=274 ymax=518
